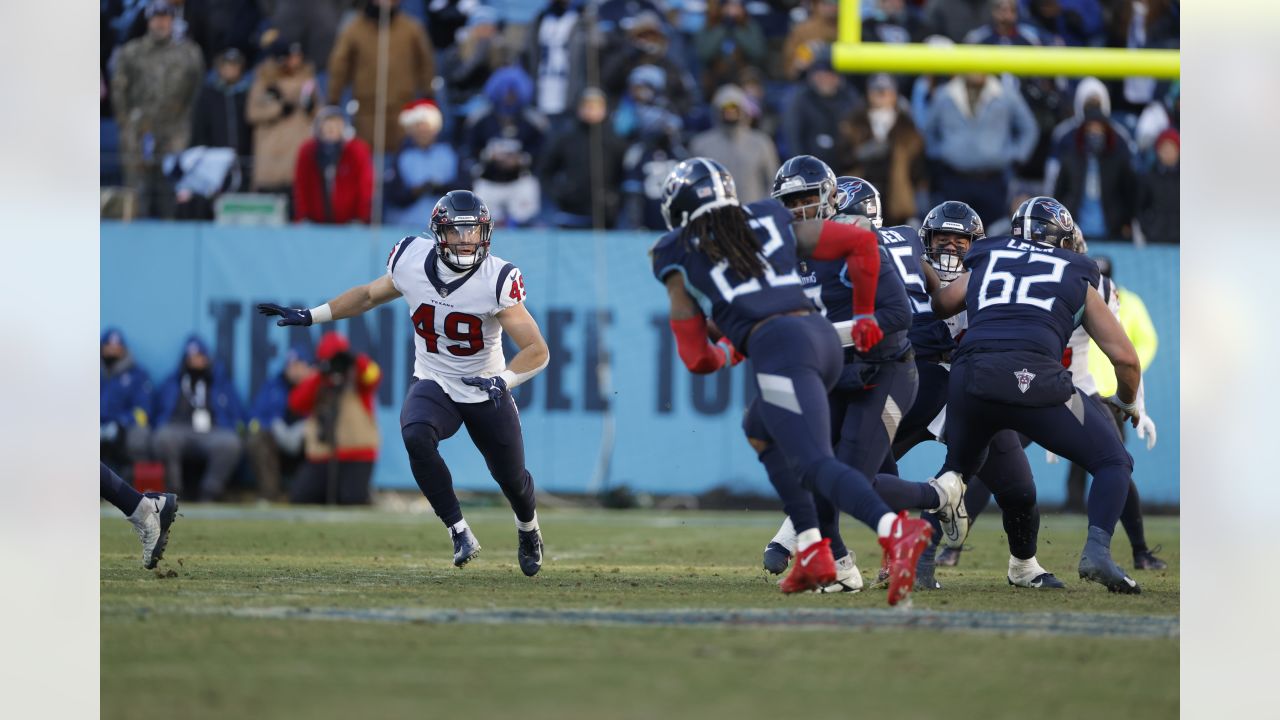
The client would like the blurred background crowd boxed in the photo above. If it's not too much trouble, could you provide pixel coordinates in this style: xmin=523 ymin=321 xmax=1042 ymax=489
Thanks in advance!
xmin=100 ymin=0 xmax=1180 ymax=244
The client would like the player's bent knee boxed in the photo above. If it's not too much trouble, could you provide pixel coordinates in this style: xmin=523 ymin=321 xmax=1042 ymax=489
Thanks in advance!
xmin=401 ymin=422 xmax=440 ymax=457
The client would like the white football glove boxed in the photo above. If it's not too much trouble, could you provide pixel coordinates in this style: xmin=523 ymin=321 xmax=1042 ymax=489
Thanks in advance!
xmin=1136 ymin=413 xmax=1158 ymax=451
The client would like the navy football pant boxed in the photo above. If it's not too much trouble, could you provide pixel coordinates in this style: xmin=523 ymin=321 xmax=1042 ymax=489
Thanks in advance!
xmin=943 ymin=356 xmax=1133 ymax=536
xmin=742 ymin=314 xmax=893 ymax=534
xmin=101 ymin=461 xmax=143 ymax=516
xmin=400 ymin=379 xmax=536 ymax=527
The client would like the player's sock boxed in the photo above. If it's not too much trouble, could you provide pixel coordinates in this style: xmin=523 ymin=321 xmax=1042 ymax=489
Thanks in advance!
xmin=100 ymin=462 xmax=143 ymax=516
xmin=815 ymin=496 xmax=849 ymax=559
xmin=806 ymin=457 xmax=894 ymax=531
xmin=876 ymin=512 xmax=897 ymax=538
xmin=1119 ymin=478 xmax=1148 ymax=554
xmin=1003 ymin=504 xmax=1040 ymax=560
xmin=402 ymin=422 xmax=464 ymax=527
xmin=1085 ymin=464 xmax=1130 ymax=534
xmin=497 ymin=469 xmax=537 ymax=525
xmin=869 ymin=472 xmax=940 ymax=512
xmin=516 ymin=512 xmax=539 ymax=532
xmin=450 ymin=519 xmax=469 ymax=535
xmin=769 ymin=515 xmax=797 ymax=551
xmin=796 ymin=528 xmax=822 ymax=552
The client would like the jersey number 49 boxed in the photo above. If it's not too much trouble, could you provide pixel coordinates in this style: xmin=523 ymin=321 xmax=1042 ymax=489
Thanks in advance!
xmin=412 ymin=304 xmax=484 ymax=356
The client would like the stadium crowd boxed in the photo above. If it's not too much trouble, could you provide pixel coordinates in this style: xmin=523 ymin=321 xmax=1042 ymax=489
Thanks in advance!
xmin=101 ymin=0 xmax=1180 ymax=243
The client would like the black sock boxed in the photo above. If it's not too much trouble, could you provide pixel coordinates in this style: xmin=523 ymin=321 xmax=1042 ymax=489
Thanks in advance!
xmin=1120 ymin=478 xmax=1148 ymax=554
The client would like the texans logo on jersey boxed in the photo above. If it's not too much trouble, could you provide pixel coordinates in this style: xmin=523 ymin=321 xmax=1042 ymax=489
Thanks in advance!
xmin=836 ymin=179 xmax=862 ymax=212
xmin=1038 ymin=199 xmax=1074 ymax=231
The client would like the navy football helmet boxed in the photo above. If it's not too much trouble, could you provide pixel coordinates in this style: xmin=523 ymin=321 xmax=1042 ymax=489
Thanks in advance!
xmin=660 ymin=157 xmax=740 ymax=231
xmin=834 ymin=176 xmax=882 ymax=228
xmin=771 ymin=155 xmax=838 ymax=221
xmin=920 ymin=201 xmax=984 ymax=280
xmin=1012 ymin=196 xmax=1075 ymax=248
xmin=430 ymin=190 xmax=493 ymax=271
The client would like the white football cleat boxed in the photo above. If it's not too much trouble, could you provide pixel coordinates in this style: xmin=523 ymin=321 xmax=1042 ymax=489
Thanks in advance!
xmin=928 ymin=471 xmax=969 ymax=549
xmin=128 ymin=493 xmax=177 ymax=569
xmin=818 ymin=552 xmax=864 ymax=593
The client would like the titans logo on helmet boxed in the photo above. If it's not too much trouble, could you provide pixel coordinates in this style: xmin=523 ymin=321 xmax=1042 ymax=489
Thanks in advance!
xmin=836 ymin=178 xmax=862 ymax=212
xmin=1038 ymin=199 xmax=1075 ymax=231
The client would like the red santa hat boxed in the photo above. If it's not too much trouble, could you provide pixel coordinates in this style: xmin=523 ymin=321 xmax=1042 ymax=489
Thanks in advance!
xmin=399 ymin=99 xmax=442 ymax=131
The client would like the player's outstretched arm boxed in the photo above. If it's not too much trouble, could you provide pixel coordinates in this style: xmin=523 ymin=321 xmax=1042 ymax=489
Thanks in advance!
xmin=929 ymin=271 xmax=969 ymax=319
xmin=1082 ymin=286 xmax=1142 ymax=424
xmin=258 ymin=275 xmax=402 ymax=326
xmin=495 ymin=302 xmax=550 ymax=386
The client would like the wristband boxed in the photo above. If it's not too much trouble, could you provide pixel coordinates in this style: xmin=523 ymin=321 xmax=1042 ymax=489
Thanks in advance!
xmin=309 ymin=303 xmax=333 ymax=324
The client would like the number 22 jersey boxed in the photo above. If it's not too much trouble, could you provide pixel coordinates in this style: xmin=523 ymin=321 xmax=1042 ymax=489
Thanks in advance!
xmin=386 ymin=235 xmax=526 ymax=403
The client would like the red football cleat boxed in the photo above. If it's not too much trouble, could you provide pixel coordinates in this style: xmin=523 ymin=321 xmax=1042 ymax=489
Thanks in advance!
xmin=878 ymin=512 xmax=933 ymax=606
xmin=779 ymin=538 xmax=837 ymax=593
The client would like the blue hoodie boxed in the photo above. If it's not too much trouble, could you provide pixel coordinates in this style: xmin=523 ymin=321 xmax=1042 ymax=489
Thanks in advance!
xmin=153 ymin=334 xmax=246 ymax=430
xmin=100 ymin=327 xmax=155 ymax=429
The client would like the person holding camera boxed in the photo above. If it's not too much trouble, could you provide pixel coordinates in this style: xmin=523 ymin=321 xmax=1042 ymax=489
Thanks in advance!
xmin=286 ymin=331 xmax=381 ymax=505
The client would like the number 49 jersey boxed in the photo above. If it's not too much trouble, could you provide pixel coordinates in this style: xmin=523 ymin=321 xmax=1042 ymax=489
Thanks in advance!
xmin=960 ymin=236 xmax=1100 ymax=358
xmin=386 ymin=235 xmax=526 ymax=403
xmin=649 ymin=199 xmax=813 ymax=353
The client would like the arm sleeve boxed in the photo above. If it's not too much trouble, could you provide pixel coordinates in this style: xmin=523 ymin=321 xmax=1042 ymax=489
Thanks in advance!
xmin=670 ymin=316 xmax=727 ymax=374
xmin=811 ymin=221 xmax=881 ymax=316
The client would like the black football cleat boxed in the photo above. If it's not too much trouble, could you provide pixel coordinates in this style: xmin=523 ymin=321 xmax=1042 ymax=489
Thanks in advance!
xmin=762 ymin=541 xmax=792 ymax=575
xmin=451 ymin=526 xmax=481 ymax=567
xmin=1078 ymin=526 xmax=1141 ymax=594
xmin=517 ymin=528 xmax=543 ymax=577
xmin=1133 ymin=546 xmax=1168 ymax=570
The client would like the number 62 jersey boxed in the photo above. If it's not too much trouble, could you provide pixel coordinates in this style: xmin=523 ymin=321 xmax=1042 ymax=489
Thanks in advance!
xmin=386 ymin=235 xmax=526 ymax=403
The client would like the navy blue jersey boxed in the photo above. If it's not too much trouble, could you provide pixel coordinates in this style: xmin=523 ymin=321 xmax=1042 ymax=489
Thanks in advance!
xmin=650 ymin=199 xmax=813 ymax=353
xmin=958 ymin=236 xmax=1100 ymax=358
xmin=797 ymin=245 xmax=911 ymax=362
xmin=877 ymin=224 xmax=956 ymax=358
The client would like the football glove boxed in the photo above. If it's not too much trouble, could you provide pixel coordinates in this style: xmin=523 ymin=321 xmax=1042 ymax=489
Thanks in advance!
xmin=717 ymin=337 xmax=745 ymax=366
xmin=461 ymin=374 xmax=508 ymax=407
xmin=1136 ymin=413 xmax=1158 ymax=451
xmin=850 ymin=314 xmax=883 ymax=353
xmin=257 ymin=303 xmax=312 ymax=327
xmin=1106 ymin=394 xmax=1141 ymax=427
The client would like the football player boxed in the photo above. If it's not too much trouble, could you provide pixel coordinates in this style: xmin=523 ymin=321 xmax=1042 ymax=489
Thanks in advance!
xmin=650 ymin=157 xmax=938 ymax=604
xmin=100 ymin=462 xmax=177 ymax=569
xmin=757 ymin=162 xmax=966 ymax=593
xmin=927 ymin=196 xmax=1146 ymax=593
xmin=259 ymin=191 xmax=550 ymax=576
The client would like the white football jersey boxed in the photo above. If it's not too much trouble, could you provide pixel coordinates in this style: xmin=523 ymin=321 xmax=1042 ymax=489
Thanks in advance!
xmin=386 ymin=235 xmax=526 ymax=403
xmin=1065 ymin=275 xmax=1118 ymax=396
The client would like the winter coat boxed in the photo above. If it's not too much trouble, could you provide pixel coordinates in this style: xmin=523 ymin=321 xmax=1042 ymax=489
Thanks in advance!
xmin=839 ymin=107 xmax=927 ymax=226
xmin=250 ymin=372 xmax=299 ymax=427
xmin=111 ymin=33 xmax=205 ymax=143
xmin=538 ymin=119 xmax=625 ymax=221
xmin=293 ymin=136 xmax=374 ymax=224
xmin=1137 ymin=164 xmax=1179 ymax=244
xmin=191 ymin=75 xmax=253 ymax=161
xmin=689 ymin=124 xmax=779 ymax=204
xmin=246 ymin=58 xmax=318 ymax=190
xmin=783 ymin=82 xmax=863 ymax=170
xmin=326 ymin=12 xmax=435 ymax=150
xmin=1052 ymin=126 xmax=1137 ymax=241
xmin=153 ymin=335 xmax=246 ymax=430
xmin=925 ymin=0 xmax=993 ymax=42
xmin=924 ymin=76 xmax=1038 ymax=173
xmin=289 ymin=354 xmax=381 ymax=463
xmin=384 ymin=138 xmax=460 ymax=228
xmin=100 ymin=329 xmax=154 ymax=429
xmin=695 ymin=20 xmax=768 ymax=96
xmin=781 ymin=17 xmax=837 ymax=80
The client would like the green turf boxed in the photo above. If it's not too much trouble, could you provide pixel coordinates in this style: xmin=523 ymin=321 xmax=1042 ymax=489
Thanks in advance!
xmin=101 ymin=507 xmax=1178 ymax=719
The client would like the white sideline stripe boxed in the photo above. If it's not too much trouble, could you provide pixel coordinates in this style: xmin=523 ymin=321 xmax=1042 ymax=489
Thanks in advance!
xmin=142 ymin=605 xmax=1180 ymax=639
xmin=757 ymin=373 xmax=802 ymax=414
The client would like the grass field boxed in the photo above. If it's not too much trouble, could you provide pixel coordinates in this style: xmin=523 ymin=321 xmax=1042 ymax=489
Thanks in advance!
xmin=101 ymin=505 xmax=1178 ymax=719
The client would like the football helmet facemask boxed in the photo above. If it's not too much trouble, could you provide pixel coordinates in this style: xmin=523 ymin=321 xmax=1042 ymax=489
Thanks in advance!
xmin=771 ymin=155 xmax=838 ymax=221
xmin=920 ymin=200 xmax=984 ymax=281
xmin=431 ymin=190 xmax=493 ymax=271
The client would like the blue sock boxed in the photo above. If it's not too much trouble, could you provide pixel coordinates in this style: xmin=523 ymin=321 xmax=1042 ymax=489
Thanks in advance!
xmin=100 ymin=462 xmax=142 ymax=517
xmin=870 ymin=473 xmax=939 ymax=512
xmin=815 ymin=496 xmax=848 ymax=559
xmin=1086 ymin=465 xmax=1130 ymax=534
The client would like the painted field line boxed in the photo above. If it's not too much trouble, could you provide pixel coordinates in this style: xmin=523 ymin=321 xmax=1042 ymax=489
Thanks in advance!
xmin=171 ymin=605 xmax=1178 ymax=639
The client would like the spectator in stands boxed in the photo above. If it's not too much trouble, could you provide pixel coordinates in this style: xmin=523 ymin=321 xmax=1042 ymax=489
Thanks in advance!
xmin=612 ymin=65 xmax=673 ymax=142
xmin=839 ymin=73 xmax=927 ymax=227
xmin=326 ymin=0 xmax=435 ymax=151
xmin=862 ymin=0 xmax=918 ymax=44
xmin=925 ymin=0 xmax=993 ymax=42
xmin=191 ymin=48 xmax=252 ymax=164
xmin=288 ymin=332 xmax=381 ymax=505
xmin=738 ymin=66 xmax=779 ymax=138
xmin=539 ymin=88 xmax=624 ymax=229
xmin=1053 ymin=106 xmax=1136 ymax=241
xmin=385 ymin=99 xmax=458 ymax=228
xmin=444 ymin=7 xmax=511 ymax=117
xmin=963 ymin=0 xmax=1042 ymax=45
xmin=694 ymin=0 xmax=766 ymax=98
xmin=269 ymin=0 xmax=346 ymax=70
xmin=782 ymin=0 xmax=838 ymax=80
xmin=182 ymin=0 xmax=262 ymax=67
xmin=294 ymin=107 xmax=374 ymax=224
xmin=246 ymin=37 xmax=318 ymax=200
xmin=601 ymin=11 xmax=697 ymax=119
xmin=110 ymin=1 xmax=205 ymax=218
xmin=1105 ymin=0 xmax=1180 ymax=116
xmin=463 ymin=66 xmax=547 ymax=227
xmin=782 ymin=48 xmax=861 ymax=170
xmin=1021 ymin=0 xmax=1105 ymax=47
xmin=247 ymin=344 xmax=313 ymax=502
xmin=152 ymin=335 xmax=245 ymax=501
xmin=101 ymin=328 xmax=155 ymax=478
xmin=620 ymin=101 xmax=688 ymax=230
xmin=690 ymin=84 xmax=779 ymax=204
xmin=923 ymin=71 xmax=1038 ymax=226
xmin=1044 ymin=77 xmax=1136 ymax=193
xmin=1136 ymin=128 xmax=1178 ymax=244
xmin=526 ymin=0 xmax=581 ymax=126
xmin=1135 ymin=81 xmax=1179 ymax=164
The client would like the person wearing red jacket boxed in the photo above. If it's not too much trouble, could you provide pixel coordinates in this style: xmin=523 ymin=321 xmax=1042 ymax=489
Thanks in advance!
xmin=287 ymin=331 xmax=381 ymax=504
xmin=292 ymin=106 xmax=373 ymax=224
